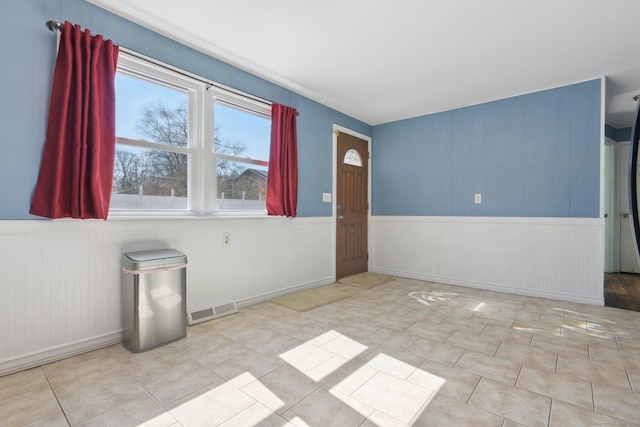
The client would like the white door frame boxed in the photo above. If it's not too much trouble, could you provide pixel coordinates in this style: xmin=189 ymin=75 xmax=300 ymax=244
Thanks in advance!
xmin=332 ymin=124 xmax=372 ymax=280
xmin=604 ymin=138 xmax=617 ymax=272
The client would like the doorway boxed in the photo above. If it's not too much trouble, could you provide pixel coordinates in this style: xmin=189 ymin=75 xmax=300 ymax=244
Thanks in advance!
xmin=617 ymin=142 xmax=640 ymax=273
xmin=335 ymin=128 xmax=370 ymax=279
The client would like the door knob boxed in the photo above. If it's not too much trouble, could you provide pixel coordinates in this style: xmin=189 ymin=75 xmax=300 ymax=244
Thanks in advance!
xmin=337 ymin=215 xmax=344 ymax=220
xmin=623 ymin=213 xmax=630 ymax=218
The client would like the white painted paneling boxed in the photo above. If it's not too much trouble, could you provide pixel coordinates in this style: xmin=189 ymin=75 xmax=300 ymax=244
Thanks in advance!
xmin=370 ymin=216 xmax=604 ymax=305
xmin=0 ymin=217 xmax=333 ymax=375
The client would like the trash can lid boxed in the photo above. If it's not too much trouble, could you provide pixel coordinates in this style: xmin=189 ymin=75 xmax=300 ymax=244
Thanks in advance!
xmin=121 ymin=248 xmax=187 ymax=271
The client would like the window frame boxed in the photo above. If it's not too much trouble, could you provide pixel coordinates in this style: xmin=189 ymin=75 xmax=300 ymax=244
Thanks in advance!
xmin=110 ymin=51 xmax=271 ymax=218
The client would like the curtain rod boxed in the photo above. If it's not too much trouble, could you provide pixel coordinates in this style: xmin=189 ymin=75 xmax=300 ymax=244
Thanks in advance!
xmin=45 ymin=20 xmax=299 ymax=115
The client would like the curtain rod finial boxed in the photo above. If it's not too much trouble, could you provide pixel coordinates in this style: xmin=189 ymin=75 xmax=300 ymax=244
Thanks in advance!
xmin=46 ymin=20 xmax=62 ymax=32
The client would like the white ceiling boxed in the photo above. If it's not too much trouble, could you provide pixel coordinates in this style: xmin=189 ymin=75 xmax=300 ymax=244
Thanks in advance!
xmin=90 ymin=0 xmax=640 ymax=127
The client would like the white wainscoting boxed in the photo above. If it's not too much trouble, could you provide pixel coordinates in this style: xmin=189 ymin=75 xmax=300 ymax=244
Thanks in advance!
xmin=370 ymin=216 xmax=605 ymax=306
xmin=0 ymin=217 xmax=333 ymax=376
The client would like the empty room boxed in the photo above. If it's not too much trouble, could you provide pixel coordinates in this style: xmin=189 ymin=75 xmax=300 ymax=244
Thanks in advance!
xmin=2 ymin=0 xmax=640 ymax=426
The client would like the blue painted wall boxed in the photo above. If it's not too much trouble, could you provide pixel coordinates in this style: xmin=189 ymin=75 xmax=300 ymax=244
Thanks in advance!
xmin=372 ymin=80 xmax=602 ymax=218
xmin=0 ymin=0 xmax=371 ymax=219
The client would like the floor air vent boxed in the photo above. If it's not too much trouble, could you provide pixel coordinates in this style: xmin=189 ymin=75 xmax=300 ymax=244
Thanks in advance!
xmin=187 ymin=300 xmax=238 ymax=325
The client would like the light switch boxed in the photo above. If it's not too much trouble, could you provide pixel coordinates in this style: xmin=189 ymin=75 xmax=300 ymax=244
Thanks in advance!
xmin=475 ymin=193 xmax=482 ymax=204
xmin=322 ymin=193 xmax=332 ymax=202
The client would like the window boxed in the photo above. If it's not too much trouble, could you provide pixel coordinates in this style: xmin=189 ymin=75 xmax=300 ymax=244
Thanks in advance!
xmin=344 ymin=149 xmax=363 ymax=167
xmin=212 ymin=95 xmax=271 ymax=211
xmin=111 ymin=53 xmax=271 ymax=216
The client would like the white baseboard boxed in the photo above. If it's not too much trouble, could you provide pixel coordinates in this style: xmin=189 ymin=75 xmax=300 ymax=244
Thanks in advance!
xmin=0 ymin=331 xmax=123 ymax=377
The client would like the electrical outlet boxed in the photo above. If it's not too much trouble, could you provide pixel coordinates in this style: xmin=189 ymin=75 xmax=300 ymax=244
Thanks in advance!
xmin=474 ymin=193 xmax=482 ymax=204
xmin=223 ymin=232 xmax=231 ymax=247
xmin=322 ymin=192 xmax=332 ymax=202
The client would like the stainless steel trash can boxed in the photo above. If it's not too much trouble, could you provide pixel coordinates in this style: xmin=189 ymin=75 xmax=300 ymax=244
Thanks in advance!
xmin=121 ymin=249 xmax=187 ymax=352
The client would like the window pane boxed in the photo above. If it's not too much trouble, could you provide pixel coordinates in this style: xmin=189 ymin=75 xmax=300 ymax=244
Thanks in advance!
xmin=344 ymin=149 xmax=363 ymax=167
xmin=111 ymin=145 xmax=189 ymax=210
xmin=115 ymin=73 xmax=189 ymax=147
xmin=216 ymin=160 xmax=267 ymax=211
xmin=214 ymin=103 xmax=270 ymax=161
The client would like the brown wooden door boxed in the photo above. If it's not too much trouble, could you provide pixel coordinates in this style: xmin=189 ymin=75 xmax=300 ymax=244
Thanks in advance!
xmin=336 ymin=131 xmax=369 ymax=279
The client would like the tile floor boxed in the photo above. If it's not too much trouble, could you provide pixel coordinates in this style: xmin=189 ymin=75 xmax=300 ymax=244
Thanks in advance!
xmin=3 ymin=277 xmax=640 ymax=426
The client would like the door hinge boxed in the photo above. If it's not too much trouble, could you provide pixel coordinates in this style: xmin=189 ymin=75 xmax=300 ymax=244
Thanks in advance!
xmin=367 ymin=253 xmax=369 ymax=262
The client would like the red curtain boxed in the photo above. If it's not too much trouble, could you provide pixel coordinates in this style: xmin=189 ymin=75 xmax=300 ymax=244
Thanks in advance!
xmin=266 ymin=104 xmax=298 ymax=217
xmin=30 ymin=21 xmax=119 ymax=219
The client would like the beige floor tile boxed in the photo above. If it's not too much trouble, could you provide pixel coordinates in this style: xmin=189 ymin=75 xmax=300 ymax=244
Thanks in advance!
xmin=405 ymin=337 xmax=465 ymax=366
xmin=556 ymin=353 xmax=632 ymax=392
xmin=211 ymin=349 xmax=283 ymax=387
xmin=446 ymin=330 xmax=503 ymax=355
xmin=468 ymin=378 xmax=551 ymax=427
xmin=351 ymin=371 xmax=434 ymax=424
xmin=470 ymin=310 xmax=516 ymax=328
xmin=21 ymin=410 xmax=69 ymax=427
xmin=480 ymin=324 xmax=533 ymax=346
xmin=75 ymin=394 xmax=177 ymax=427
xmin=307 ymin=356 xmax=378 ymax=395
xmin=319 ymin=332 xmax=374 ymax=360
xmin=497 ymin=307 xmax=541 ymax=323
xmin=617 ymin=337 xmax=640 ymax=353
xmin=439 ymin=314 xmax=486 ymax=331
xmin=372 ymin=312 xmax=418 ymax=331
xmin=241 ymin=365 xmax=322 ymax=414
xmin=516 ymin=365 xmax=593 ymax=409
xmin=169 ymin=381 xmax=257 ymax=426
xmin=361 ymin=410 xmax=410 ymax=427
xmin=241 ymin=328 xmax=302 ymax=357
xmin=459 ymin=300 xmax=504 ymax=314
xmin=455 ymin=350 xmax=521 ymax=386
xmin=549 ymin=399 xmax=630 ymax=427
xmin=0 ymin=385 xmax=62 ymax=427
xmin=110 ymin=343 xmax=192 ymax=378
xmin=282 ymin=386 xmax=372 ymax=426
xmin=169 ymin=326 xmax=223 ymax=353
xmin=333 ymin=317 xmax=382 ymax=338
xmin=628 ymin=369 xmax=640 ymax=394
xmin=495 ymin=341 xmax=557 ymax=372
xmin=501 ymin=420 xmax=527 ymax=427
xmin=404 ymin=320 xmax=456 ymax=342
xmin=218 ymin=402 xmax=295 ymax=427
xmin=278 ymin=342 xmax=335 ymax=373
xmin=367 ymin=327 xmax=419 ymax=350
xmin=530 ymin=334 xmax=589 ymax=359
xmin=361 ymin=348 xmax=424 ymax=380
xmin=590 ymin=343 xmax=640 ymax=371
xmin=408 ymin=358 xmax=481 ymax=402
xmin=413 ymin=393 xmax=504 ymax=427
xmin=511 ymin=319 xmax=561 ymax=337
xmin=560 ymin=326 xmax=619 ymax=349
xmin=593 ymin=382 xmax=640 ymax=423
xmin=135 ymin=358 xmax=225 ymax=404
xmin=185 ymin=334 xmax=251 ymax=367
xmin=0 ymin=367 xmax=49 ymax=400
xmin=55 ymin=372 xmax=149 ymax=425
xmin=43 ymin=349 xmax=126 ymax=391
xmin=5 ymin=276 xmax=640 ymax=427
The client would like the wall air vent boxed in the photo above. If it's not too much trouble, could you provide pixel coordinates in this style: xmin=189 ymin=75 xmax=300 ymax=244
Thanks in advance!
xmin=187 ymin=300 xmax=238 ymax=325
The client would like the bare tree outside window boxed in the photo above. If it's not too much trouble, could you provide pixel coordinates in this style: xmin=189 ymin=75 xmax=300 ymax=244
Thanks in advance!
xmin=113 ymin=100 xmax=247 ymax=200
